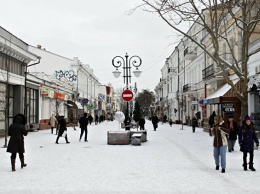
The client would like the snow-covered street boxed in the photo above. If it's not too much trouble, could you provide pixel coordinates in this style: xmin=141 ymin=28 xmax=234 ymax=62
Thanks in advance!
xmin=1 ymin=120 xmax=260 ymax=194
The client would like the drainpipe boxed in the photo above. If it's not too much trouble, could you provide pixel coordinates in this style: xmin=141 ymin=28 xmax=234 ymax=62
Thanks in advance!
xmin=24 ymin=57 xmax=41 ymax=120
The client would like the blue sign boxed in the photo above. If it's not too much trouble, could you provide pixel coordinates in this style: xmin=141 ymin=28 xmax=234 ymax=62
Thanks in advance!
xmin=203 ymin=99 xmax=209 ymax=104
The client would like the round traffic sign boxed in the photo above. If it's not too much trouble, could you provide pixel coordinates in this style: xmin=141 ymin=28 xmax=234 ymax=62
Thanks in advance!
xmin=122 ymin=89 xmax=134 ymax=102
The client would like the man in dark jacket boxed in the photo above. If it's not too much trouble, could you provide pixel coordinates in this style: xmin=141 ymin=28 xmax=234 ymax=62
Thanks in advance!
xmin=7 ymin=114 xmax=28 ymax=171
xmin=88 ymin=114 xmax=93 ymax=125
xmin=79 ymin=113 xmax=89 ymax=142
xmin=139 ymin=117 xmax=145 ymax=130
xmin=152 ymin=114 xmax=159 ymax=131
xmin=124 ymin=116 xmax=131 ymax=130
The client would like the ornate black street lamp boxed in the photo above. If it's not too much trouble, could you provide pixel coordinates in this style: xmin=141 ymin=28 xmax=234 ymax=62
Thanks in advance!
xmin=112 ymin=53 xmax=142 ymax=117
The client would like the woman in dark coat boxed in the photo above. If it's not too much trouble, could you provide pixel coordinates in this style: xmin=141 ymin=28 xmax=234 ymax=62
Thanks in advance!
xmin=7 ymin=114 xmax=28 ymax=171
xmin=238 ymin=116 xmax=259 ymax=171
xmin=55 ymin=116 xmax=70 ymax=144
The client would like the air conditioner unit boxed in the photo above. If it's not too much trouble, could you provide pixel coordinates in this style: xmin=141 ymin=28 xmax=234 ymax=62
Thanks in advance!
xmin=256 ymin=66 xmax=260 ymax=74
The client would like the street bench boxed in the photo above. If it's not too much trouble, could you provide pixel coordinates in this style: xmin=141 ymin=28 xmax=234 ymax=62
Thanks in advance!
xmin=131 ymin=133 xmax=142 ymax=146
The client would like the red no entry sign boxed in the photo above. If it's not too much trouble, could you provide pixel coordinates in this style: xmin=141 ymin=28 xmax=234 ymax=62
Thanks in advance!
xmin=122 ymin=89 xmax=134 ymax=102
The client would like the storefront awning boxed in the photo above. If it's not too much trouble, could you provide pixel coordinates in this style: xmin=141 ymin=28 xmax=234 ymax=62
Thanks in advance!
xmin=206 ymin=79 xmax=239 ymax=100
xmin=67 ymin=101 xmax=83 ymax=109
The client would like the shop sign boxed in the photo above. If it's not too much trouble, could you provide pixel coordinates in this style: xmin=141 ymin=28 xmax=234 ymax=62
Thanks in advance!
xmin=41 ymin=88 xmax=49 ymax=96
xmin=222 ymin=103 xmax=235 ymax=112
xmin=49 ymin=90 xmax=55 ymax=98
xmin=191 ymin=101 xmax=198 ymax=105
xmin=203 ymin=99 xmax=209 ymax=104
xmin=64 ymin=94 xmax=69 ymax=101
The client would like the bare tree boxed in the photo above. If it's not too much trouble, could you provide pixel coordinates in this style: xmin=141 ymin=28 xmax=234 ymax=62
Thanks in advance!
xmin=138 ymin=0 xmax=260 ymax=120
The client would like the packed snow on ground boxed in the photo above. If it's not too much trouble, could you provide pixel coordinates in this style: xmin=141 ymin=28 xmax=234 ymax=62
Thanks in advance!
xmin=0 ymin=119 xmax=260 ymax=194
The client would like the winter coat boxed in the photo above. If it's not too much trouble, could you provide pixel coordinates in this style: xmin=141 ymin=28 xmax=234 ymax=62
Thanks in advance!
xmin=226 ymin=120 xmax=239 ymax=140
xmin=7 ymin=114 xmax=28 ymax=153
xmin=50 ymin=115 xmax=57 ymax=127
xmin=212 ymin=123 xmax=230 ymax=147
xmin=139 ymin=118 xmax=145 ymax=127
xmin=192 ymin=118 xmax=198 ymax=127
xmin=79 ymin=116 xmax=88 ymax=128
xmin=238 ymin=124 xmax=259 ymax=152
xmin=88 ymin=115 xmax=93 ymax=123
xmin=152 ymin=116 xmax=159 ymax=125
xmin=58 ymin=118 xmax=67 ymax=136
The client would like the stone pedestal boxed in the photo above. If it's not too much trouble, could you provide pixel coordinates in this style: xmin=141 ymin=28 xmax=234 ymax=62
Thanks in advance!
xmin=107 ymin=131 xmax=130 ymax=145
xmin=130 ymin=130 xmax=147 ymax=142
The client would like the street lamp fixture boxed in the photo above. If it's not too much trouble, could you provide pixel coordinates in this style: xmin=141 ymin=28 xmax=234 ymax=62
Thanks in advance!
xmin=112 ymin=53 xmax=142 ymax=86
xmin=112 ymin=53 xmax=142 ymax=117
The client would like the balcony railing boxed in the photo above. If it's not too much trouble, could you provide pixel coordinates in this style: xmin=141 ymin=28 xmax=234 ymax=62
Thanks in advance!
xmin=183 ymin=84 xmax=197 ymax=93
xmin=202 ymin=64 xmax=221 ymax=80
xmin=184 ymin=47 xmax=197 ymax=60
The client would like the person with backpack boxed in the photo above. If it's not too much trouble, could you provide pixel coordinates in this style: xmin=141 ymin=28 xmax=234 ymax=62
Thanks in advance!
xmin=238 ymin=116 xmax=259 ymax=171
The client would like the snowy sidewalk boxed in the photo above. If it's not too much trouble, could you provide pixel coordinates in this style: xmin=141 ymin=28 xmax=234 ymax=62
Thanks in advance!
xmin=0 ymin=120 xmax=260 ymax=194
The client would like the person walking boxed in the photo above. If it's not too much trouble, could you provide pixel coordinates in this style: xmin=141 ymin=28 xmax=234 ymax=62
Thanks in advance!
xmin=238 ymin=116 xmax=259 ymax=171
xmin=169 ymin=119 xmax=173 ymax=127
xmin=226 ymin=115 xmax=239 ymax=152
xmin=50 ymin=114 xmax=57 ymax=134
xmin=88 ymin=114 xmax=93 ymax=125
xmin=55 ymin=116 xmax=70 ymax=144
xmin=211 ymin=115 xmax=230 ymax=173
xmin=79 ymin=113 xmax=89 ymax=142
xmin=208 ymin=111 xmax=216 ymax=136
xmin=139 ymin=117 xmax=145 ymax=130
xmin=152 ymin=114 xmax=159 ymax=131
xmin=7 ymin=114 xmax=28 ymax=172
xmin=124 ymin=116 xmax=131 ymax=131
xmin=95 ymin=114 xmax=99 ymax=125
xmin=191 ymin=116 xmax=198 ymax=133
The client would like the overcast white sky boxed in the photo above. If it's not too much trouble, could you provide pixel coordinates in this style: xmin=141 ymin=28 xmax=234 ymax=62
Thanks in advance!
xmin=0 ymin=0 xmax=185 ymax=92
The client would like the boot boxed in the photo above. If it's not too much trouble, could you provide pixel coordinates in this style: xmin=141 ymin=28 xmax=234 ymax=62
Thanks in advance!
xmin=11 ymin=158 xmax=15 ymax=172
xmin=243 ymin=164 xmax=247 ymax=171
xmin=65 ymin=136 xmax=70 ymax=144
xmin=56 ymin=136 xmax=59 ymax=144
xmin=216 ymin=166 xmax=219 ymax=170
xmin=249 ymin=163 xmax=256 ymax=171
xmin=221 ymin=169 xmax=225 ymax=173
xmin=20 ymin=158 xmax=27 ymax=169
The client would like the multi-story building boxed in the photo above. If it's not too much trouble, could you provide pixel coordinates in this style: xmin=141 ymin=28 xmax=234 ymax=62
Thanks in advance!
xmin=0 ymin=26 xmax=38 ymax=136
xmin=154 ymin=3 xmax=260 ymax=129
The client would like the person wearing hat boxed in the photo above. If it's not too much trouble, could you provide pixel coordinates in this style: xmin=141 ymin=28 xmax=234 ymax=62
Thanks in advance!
xmin=226 ymin=115 xmax=239 ymax=152
xmin=238 ymin=116 xmax=259 ymax=171
xmin=211 ymin=115 xmax=230 ymax=173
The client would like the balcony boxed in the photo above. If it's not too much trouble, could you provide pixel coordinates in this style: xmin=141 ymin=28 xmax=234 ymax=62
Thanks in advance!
xmin=202 ymin=64 xmax=223 ymax=83
xmin=184 ymin=47 xmax=197 ymax=61
xmin=168 ymin=67 xmax=177 ymax=75
xmin=183 ymin=84 xmax=197 ymax=95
